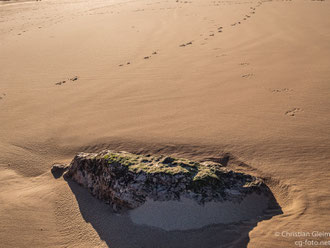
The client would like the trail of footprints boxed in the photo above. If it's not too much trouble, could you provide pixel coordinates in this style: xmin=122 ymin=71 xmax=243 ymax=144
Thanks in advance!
xmin=118 ymin=51 xmax=159 ymax=67
xmin=238 ymin=61 xmax=254 ymax=79
xmin=173 ymin=0 xmax=300 ymax=118
xmin=268 ymin=88 xmax=300 ymax=117
xmin=237 ymin=62 xmax=300 ymax=117
xmin=178 ymin=1 xmax=263 ymax=48
xmin=112 ymin=0 xmax=301 ymax=119
xmin=49 ymin=0 xmax=302 ymax=119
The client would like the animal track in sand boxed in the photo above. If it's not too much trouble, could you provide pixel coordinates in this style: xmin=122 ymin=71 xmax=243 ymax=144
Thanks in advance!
xmin=70 ymin=76 xmax=78 ymax=81
xmin=0 ymin=93 xmax=6 ymax=100
xmin=174 ymin=2 xmax=262 ymax=51
xmin=55 ymin=76 xmax=79 ymax=86
xmin=179 ymin=41 xmax=193 ymax=47
xmin=285 ymin=108 xmax=302 ymax=117
xmin=271 ymin=88 xmax=292 ymax=93
xmin=242 ymin=73 xmax=254 ymax=78
xmin=216 ymin=54 xmax=227 ymax=58
xmin=55 ymin=80 xmax=66 ymax=86
xmin=144 ymin=51 xmax=158 ymax=59
xmin=119 ymin=62 xmax=131 ymax=67
xmin=239 ymin=62 xmax=250 ymax=66
xmin=119 ymin=51 xmax=158 ymax=67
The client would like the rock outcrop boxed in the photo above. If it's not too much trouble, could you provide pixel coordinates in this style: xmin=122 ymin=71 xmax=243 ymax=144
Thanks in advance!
xmin=64 ymin=150 xmax=274 ymax=212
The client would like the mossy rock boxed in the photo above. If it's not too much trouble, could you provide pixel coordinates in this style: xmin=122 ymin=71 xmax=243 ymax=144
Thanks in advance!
xmin=101 ymin=151 xmax=223 ymax=183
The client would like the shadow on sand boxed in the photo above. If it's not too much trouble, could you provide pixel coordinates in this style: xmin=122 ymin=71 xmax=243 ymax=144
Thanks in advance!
xmin=65 ymin=178 xmax=282 ymax=248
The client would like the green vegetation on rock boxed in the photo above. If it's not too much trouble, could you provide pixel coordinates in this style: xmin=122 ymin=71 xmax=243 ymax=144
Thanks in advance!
xmin=102 ymin=151 xmax=223 ymax=182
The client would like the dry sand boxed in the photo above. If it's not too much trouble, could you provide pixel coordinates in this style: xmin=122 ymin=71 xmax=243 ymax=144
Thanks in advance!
xmin=0 ymin=0 xmax=330 ymax=247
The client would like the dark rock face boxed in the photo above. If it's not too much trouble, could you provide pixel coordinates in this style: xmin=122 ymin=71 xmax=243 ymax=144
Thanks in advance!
xmin=51 ymin=163 xmax=69 ymax=178
xmin=64 ymin=150 xmax=272 ymax=211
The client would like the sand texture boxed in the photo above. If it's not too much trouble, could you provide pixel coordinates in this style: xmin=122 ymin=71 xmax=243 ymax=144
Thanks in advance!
xmin=0 ymin=0 xmax=330 ymax=247
xmin=129 ymin=194 xmax=270 ymax=231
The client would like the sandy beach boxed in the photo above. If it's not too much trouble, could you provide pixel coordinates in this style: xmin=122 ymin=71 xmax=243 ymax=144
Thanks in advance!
xmin=1 ymin=0 xmax=330 ymax=247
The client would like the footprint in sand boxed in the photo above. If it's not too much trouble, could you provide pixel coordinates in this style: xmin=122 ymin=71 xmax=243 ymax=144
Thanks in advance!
xmin=271 ymin=88 xmax=291 ymax=93
xmin=217 ymin=54 xmax=227 ymax=57
xmin=119 ymin=62 xmax=131 ymax=67
xmin=242 ymin=73 xmax=254 ymax=78
xmin=55 ymin=80 xmax=66 ymax=86
xmin=55 ymin=76 xmax=79 ymax=86
xmin=0 ymin=93 xmax=6 ymax=100
xmin=285 ymin=108 xmax=302 ymax=117
xmin=179 ymin=41 xmax=193 ymax=47
xmin=70 ymin=76 xmax=78 ymax=81
xmin=240 ymin=62 xmax=250 ymax=66
xmin=141 ymin=51 xmax=159 ymax=60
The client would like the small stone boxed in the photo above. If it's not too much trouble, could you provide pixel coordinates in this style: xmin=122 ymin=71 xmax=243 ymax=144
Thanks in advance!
xmin=51 ymin=163 xmax=68 ymax=178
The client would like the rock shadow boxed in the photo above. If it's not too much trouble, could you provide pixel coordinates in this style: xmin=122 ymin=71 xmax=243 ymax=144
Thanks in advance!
xmin=65 ymin=177 xmax=282 ymax=248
